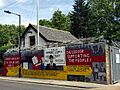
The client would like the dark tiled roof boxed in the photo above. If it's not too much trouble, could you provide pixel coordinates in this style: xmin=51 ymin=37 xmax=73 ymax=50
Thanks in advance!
xmin=22 ymin=24 xmax=78 ymax=43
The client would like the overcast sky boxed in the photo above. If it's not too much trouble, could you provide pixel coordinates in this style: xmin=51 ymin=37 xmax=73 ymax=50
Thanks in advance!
xmin=0 ymin=0 xmax=74 ymax=26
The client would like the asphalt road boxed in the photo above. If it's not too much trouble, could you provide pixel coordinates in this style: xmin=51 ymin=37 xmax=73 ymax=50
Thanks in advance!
xmin=0 ymin=80 xmax=87 ymax=90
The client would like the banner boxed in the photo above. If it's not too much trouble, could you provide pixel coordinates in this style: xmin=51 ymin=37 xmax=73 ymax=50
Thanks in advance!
xmin=21 ymin=65 xmax=92 ymax=80
xmin=21 ymin=69 xmax=67 ymax=80
xmin=66 ymin=43 xmax=106 ymax=65
xmin=64 ymin=65 xmax=92 ymax=75
xmin=44 ymin=47 xmax=65 ymax=66
xmin=4 ymin=56 xmax=20 ymax=67
xmin=3 ymin=55 xmax=20 ymax=76
xmin=66 ymin=49 xmax=92 ymax=65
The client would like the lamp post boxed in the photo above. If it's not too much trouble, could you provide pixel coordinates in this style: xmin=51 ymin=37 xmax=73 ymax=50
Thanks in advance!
xmin=36 ymin=0 xmax=40 ymax=47
xmin=4 ymin=10 xmax=21 ymax=77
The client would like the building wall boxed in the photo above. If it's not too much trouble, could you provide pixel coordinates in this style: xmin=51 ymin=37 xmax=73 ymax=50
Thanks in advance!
xmin=21 ymin=28 xmax=47 ymax=48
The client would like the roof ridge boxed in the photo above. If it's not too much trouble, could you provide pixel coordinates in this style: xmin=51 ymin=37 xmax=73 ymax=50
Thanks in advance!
xmin=30 ymin=23 xmax=70 ymax=33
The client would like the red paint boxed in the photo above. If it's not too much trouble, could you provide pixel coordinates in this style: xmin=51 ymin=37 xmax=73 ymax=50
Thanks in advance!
xmin=3 ymin=55 xmax=20 ymax=76
xmin=4 ymin=56 xmax=20 ymax=67
xmin=66 ymin=49 xmax=106 ymax=66
xmin=32 ymin=55 xmax=43 ymax=70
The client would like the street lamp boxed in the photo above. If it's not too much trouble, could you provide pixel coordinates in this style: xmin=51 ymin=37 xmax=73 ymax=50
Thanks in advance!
xmin=4 ymin=10 xmax=21 ymax=77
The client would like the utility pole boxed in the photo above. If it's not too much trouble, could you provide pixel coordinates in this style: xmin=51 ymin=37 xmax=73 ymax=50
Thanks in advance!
xmin=36 ymin=0 xmax=40 ymax=47
xmin=4 ymin=10 xmax=21 ymax=77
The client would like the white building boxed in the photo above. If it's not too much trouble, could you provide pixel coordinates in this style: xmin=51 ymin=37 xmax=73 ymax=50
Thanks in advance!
xmin=20 ymin=24 xmax=78 ymax=50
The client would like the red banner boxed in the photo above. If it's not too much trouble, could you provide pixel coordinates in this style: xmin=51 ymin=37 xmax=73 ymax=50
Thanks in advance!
xmin=66 ymin=49 xmax=105 ymax=65
xmin=4 ymin=56 xmax=20 ymax=67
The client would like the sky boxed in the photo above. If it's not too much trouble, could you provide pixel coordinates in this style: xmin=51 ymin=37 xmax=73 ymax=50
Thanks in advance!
xmin=0 ymin=0 xmax=74 ymax=26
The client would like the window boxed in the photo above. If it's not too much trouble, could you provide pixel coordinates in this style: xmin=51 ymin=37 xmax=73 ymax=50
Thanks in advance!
xmin=29 ymin=36 xmax=35 ymax=46
xmin=22 ymin=38 xmax=25 ymax=47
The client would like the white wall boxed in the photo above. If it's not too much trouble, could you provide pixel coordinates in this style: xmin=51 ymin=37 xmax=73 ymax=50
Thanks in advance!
xmin=21 ymin=27 xmax=47 ymax=49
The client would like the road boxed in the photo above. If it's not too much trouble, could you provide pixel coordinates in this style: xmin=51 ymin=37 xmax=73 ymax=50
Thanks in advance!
xmin=0 ymin=80 xmax=88 ymax=90
xmin=1 ymin=79 xmax=120 ymax=90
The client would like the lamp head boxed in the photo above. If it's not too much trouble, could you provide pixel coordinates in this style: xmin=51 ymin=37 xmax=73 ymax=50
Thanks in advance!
xmin=4 ymin=10 xmax=11 ymax=14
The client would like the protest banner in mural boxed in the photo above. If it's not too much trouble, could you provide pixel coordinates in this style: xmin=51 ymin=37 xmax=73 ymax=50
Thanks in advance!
xmin=3 ymin=54 xmax=20 ymax=76
xmin=66 ymin=43 xmax=106 ymax=66
xmin=23 ymin=50 xmax=44 ymax=70
xmin=21 ymin=69 xmax=67 ymax=80
xmin=44 ymin=47 xmax=66 ymax=66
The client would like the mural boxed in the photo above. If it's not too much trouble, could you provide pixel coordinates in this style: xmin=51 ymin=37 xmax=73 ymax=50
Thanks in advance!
xmin=3 ymin=52 xmax=20 ymax=76
xmin=22 ymin=50 xmax=44 ymax=70
xmin=3 ymin=43 xmax=107 ymax=84
xmin=66 ymin=43 xmax=106 ymax=82
xmin=44 ymin=47 xmax=65 ymax=70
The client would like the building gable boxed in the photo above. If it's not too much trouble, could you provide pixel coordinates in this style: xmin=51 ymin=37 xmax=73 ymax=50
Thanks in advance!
xmin=21 ymin=24 xmax=48 ymax=42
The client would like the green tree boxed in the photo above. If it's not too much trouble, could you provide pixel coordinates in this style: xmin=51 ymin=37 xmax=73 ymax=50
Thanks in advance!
xmin=0 ymin=42 xmax=13 ymax=68
xmin=39 ymin=10 xmax=70 ymax=31
xmin=0 ymin=24 xmax=25 ymax=67
xmin=51 ymin=9 xmax=69 ymax=31
xmin=70 ymin=0 xmax=92 ymax=38
xmin=90 ymin=0 xmax=120 ymax=42
xmin=0 ymin=24 xmax=25 ymax=46
xmin=64 ymin=13 xmax=71 ymax=31
xmin=113 ymin=0 xmax=120 ymax=41
xmin=39 ymin=19 xmax=52 ymax=27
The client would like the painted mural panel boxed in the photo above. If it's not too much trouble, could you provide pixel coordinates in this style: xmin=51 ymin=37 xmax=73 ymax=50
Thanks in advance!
xmin=21 ymin=69 xmax=67 ymax=80
xmin=3 ymin=52 xmax=20 ymax=76
xmin=66 ymin=43 xmax=106 ymax=83
xmin=22 ymin=50 xmax=44 ymax=70
xmin=3 ymin=43 xmax=107 ymax=84
xmin=44 ymin=47 xmax=66 ymax=66
xmin=21 ymin=47 xmax=66 ymax=80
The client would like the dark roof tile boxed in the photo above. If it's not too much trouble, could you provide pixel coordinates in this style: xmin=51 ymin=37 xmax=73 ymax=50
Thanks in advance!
xmin=22 ymin=24 xmax=78 ymax=43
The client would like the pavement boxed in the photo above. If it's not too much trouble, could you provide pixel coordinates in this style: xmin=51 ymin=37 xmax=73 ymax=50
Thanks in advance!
xmin=0 ymin=76 xmax=120 ymax=90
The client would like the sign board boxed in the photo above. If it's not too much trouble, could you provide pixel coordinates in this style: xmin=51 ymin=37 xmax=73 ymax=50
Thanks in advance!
xmin=116 ymin=54 xmax=120 ymax=63
xmin=44 ymin=47 xmax=65 ymax=66
xmin=23 ymin=62 xmax=28 ymax=69
xmin=32 ymin=56 xmax=39 ymax=65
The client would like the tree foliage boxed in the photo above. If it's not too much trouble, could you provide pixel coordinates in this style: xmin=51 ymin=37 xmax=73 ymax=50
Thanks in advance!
xmin=113 ymin=0 xmax=120 ymax=41
xmin=0 ymin=24 xmax=25 ymax=46
xmin=89 ymin=0 xmax=120 ymax=41
xmin=39 ymin=19 xmax=52 ymax=27
xmin=70 ymin=0 xmax=93 ymax=38
xmin=0 ymin=24 xmax=25 ymax=62
xmin=0 ymin=42 xmax=13 ymax=68
xmin=39 ymin=9 xmax=70 ymax=31
xmin=51 ymin=9 xmax=69 ymax=30
xmin=38 ymin=0 xmax=120 ymax=41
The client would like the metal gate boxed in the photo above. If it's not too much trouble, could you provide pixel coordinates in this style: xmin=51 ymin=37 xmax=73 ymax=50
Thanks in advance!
xmin=110 ymin=46 xmax=120 ymax=84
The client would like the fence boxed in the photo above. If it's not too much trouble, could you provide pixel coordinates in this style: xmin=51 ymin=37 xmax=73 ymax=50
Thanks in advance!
xmin=110 ymin=46 xmax=120 ymax=84
xmin=3 ymin=42 xmax=109 ymax=84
